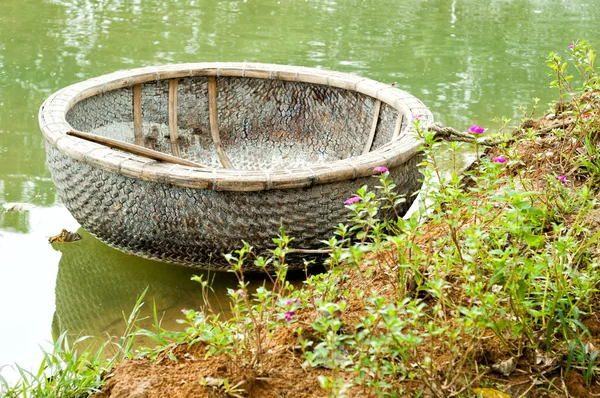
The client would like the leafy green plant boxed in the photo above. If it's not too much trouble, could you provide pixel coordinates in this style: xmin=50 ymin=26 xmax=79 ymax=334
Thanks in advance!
xmin=566 ymin=338 xmax=600 ymax=386
xmin=298 ymin=103 xmax=600 ymax=395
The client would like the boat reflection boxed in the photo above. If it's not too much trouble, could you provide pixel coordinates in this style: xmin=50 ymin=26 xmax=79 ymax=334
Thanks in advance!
xmin=51 ymin=228 xmax=241 ymax=340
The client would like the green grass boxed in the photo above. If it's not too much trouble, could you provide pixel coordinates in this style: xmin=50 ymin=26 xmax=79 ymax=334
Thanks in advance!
xmin=0 ymin=289 xmax=147 ymax=397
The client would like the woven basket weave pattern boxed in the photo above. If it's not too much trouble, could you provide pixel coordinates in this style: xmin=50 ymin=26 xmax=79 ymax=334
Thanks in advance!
xmin=66 ymin=77 xmax=392 ymax=171
xmin=47 ymin=144 xmax=422 ymax=270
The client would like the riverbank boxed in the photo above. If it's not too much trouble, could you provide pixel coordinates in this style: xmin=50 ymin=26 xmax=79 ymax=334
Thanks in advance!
xmin=93 ymin=42 xmax=600 ymax=398
xmin=3 ymin=42 xmax=600 ymax=398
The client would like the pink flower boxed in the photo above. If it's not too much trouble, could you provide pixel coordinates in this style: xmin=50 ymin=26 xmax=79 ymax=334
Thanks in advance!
xmin=568 ymin=44 xmax=576 ymax=49
xmin=344 ymin=196 xmax=360 ymax=205
xmin=493 ymin=157 xmax=506 ymax=163
xmin=556 ymin=175 xmax=567 ymax=186
xmin=413 ymin=114 xmax=424 ymax=120
xmin=468 ymin=125 xmax=485 ymax=134
xmin=284 ymin=311 xmax=295 ymax=322
xmin=582 ymin=113 xmax=592 ymax=119
xmin=234 ymin=289 xmax=245 ymax=298
xmin=373 ymin=166 xmax=389 ymax=173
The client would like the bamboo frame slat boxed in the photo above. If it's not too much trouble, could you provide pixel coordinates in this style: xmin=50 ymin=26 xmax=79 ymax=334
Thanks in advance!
xmin=168 ymin=79 xmax=181 ymax=157
xmin=391 ymin=113 xmax=404 ymax=141
xmin=362 ymin=99 xmax=381 ymax=155
xmin=207 ymin=76 xmax=234 ymax=169
xmin=67 ymin=130 xmax=205 ymax=168
xmin=133 ymin=84 xmax=143 ymax=146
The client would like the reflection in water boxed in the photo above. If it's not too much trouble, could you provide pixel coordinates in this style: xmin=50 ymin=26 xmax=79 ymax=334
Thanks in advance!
xmin=0 ymin=210 xmax=30 ymax=234
xmin=51 ymin=229 xmax=240 ymax=341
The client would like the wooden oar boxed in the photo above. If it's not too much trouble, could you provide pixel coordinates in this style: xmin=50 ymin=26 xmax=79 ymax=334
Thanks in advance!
xmin=67 ymin=130 xmax=206 ymax=168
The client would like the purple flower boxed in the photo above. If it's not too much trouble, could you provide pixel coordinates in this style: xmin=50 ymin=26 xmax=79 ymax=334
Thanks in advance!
xmin=284 ymin=311 xmax=295 ymax=322
xmin=373 ymin=166 xmax=389 ymax=173
xmin=556 ymin=175 xmax=567 ymax=186
xmin=568 ymin=44 xmax=576 ymax=49
xmin=344 ymin=196 xmax=360 ymax=205
xmin=493 ymin=156 xmax=506 ymax=163
xmin=234 ymin=289 xmax=245 ymax=298
xmin=468 ymin=125 xmax=485 ymax=134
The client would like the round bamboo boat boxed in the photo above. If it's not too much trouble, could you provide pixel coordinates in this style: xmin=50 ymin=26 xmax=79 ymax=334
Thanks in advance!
xmin=39 ymin=62 xmax=432 ymax=271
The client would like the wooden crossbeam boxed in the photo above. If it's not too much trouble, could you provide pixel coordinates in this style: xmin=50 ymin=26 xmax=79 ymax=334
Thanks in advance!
xmin=67 ymin=129 xmax=205 ymax=168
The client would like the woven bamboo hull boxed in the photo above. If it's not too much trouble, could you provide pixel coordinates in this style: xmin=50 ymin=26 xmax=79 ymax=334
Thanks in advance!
xmin=39 ymin=63 xmax=432 ymax=271
xmin=46 ymin=144 xmax=421 ymax=270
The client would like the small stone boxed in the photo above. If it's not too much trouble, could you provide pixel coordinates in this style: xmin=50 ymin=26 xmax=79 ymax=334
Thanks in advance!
xmin=126 ymin=379 xmax=153 ymax=398
xmin=204 ymin=377 xmax=222 ymax=387
xmin=586 ymin=342 xmax=598 ymax=353
xmin=534 ymin=349 xmax=557 ymax=368
xmin=491 ymin=357 xmax=517 ymax=376
xmin=546 ymin=113 xmax=556 ymax=120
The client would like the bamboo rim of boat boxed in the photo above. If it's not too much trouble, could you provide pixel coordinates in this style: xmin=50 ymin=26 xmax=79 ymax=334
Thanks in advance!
xmin=39 ymin=62 xmax=432 ymax=192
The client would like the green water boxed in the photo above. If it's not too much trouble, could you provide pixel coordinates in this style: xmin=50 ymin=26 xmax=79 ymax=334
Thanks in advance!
xmin=1 ymin=0 xmax=599 ymax=382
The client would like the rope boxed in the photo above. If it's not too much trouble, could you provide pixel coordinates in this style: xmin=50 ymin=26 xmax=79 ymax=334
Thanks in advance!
xmin=427 ymin=123 xmax=515 ymax=146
